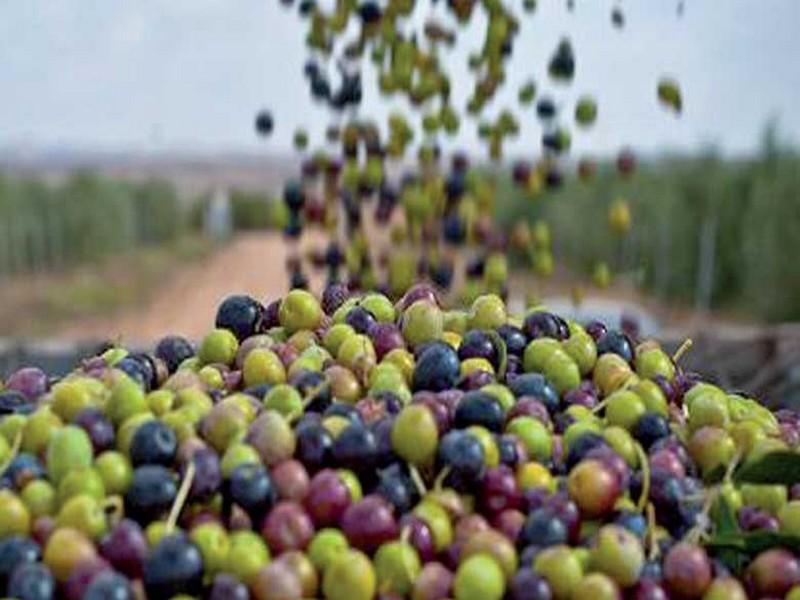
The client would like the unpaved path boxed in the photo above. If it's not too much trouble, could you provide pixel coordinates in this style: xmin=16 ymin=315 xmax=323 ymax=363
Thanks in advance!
xmin=55 ymin=232 xmax=326 ymax=345
xmin=52 ymin=231 xmax=753 ymax=346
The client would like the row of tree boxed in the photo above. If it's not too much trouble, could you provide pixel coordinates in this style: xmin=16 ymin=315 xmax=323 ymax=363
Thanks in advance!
xmin=499 ymin=129 xmax=800 ymax=322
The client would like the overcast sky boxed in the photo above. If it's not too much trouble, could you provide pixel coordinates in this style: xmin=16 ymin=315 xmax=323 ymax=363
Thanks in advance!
xmin=1 ymin=0 xmax=799 ymax=157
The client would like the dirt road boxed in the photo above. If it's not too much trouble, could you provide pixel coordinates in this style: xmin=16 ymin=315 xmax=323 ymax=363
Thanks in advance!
xmin=37 ymin=232 xmax=799 ymax=407
xmin=55 ymin=233 xmax=326 ymax=344
xmin=51 ymin=231 xmax=750 ymax=346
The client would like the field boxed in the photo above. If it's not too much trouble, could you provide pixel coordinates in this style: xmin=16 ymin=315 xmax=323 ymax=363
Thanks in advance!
xmin=1 ymin=146 xmax=799 ymax=406
xmin=496 ymin=131 xmax=800 ymax=323
xmin=3 ymin=136 xmax=800 ymax=333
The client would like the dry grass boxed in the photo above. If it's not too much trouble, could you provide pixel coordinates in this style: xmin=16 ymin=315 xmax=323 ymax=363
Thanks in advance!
xmin=0 ymin=236 xmax=212 ymax=338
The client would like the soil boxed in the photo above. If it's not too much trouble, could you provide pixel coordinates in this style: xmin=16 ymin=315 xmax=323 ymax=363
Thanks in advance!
xmin=14 ymin=231 xmax=754 ymax=345
xmin=52 ymin=232 xmax=329 ymax=344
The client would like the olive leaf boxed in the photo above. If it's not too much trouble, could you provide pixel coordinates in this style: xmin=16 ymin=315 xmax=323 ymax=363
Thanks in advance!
xmin=703 ymin=451 xmax=800 ymax=486
xmin=703 ymin=465 xmax=726 ymax=485
xmin=705 ymin=542 xmax=747 ymax=575
xmin=709 ymin=545 xmax=747 ymax=575
xmin=733 ymin=451 xmax=800 ymax=485
xmin=486 ymin=330 xmax=508 ymax=380
xmin=739 ymin=532 xmax=800 ymax=555
xmin=711 ymin=494 xmax=739 ymax=536
xmin=707 ymin=531 xmax=800 ymax=556
xmin=708 ymin=493 xmax=745 ymax=573
xmin=704 ymin=457 xmax=800 ymax=572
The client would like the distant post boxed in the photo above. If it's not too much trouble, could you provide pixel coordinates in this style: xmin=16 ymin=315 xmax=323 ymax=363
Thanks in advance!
xmin=695 ymin=213 xmax=718 ymax=313
xmin=205 ymin=187 xmax=232 ymax=242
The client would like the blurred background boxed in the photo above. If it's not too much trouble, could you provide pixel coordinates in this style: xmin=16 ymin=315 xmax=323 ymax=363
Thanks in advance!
xmin=1 ymin=1 xmax=799 ymax=402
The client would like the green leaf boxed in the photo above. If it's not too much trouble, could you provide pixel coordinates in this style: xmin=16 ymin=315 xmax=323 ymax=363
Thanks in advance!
xmin=722 ymin=551 xmax=748 ymax=574
xmin=708 ymin=493 xmax=745 ymax=573
xmin=734 ymin=452 xmax=800 ymax=485
xmin=705 ymin=534 xmax=746 ymax=551
xmin=712 ymin=546 xmax=748 ymax=575
xmin=711 ymin=494 xmax=739 ymax=536
xmin=708 ymin=531 xmax=800 ymax=556
xmin=486 ymin=330 xmax=508 ymax=380
xmin=743 ymin=532 xmax=800 ymax=555
xmin=703 ymin=465 xmax=726 ymax=485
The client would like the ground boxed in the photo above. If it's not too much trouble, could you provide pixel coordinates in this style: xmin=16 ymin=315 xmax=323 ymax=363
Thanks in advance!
xmin=52 ymin=232 xmax=327 ymax=344
xmin=0 ymin=230 xmax=755 ymax=344
xmin=1 ymin=232 xmax=796 ymax=404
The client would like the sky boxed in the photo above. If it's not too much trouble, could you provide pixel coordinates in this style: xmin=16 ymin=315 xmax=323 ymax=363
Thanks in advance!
xmin=1 ymin=0 xmax=799 ymax=158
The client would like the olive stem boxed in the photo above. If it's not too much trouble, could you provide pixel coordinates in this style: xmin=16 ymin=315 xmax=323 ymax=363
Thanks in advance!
xmin=620 ymin=375 xmax=639 ymax=392
xmin=399 ymin=525 xmax=415 ymax=591
xmin=408 ymin=464 xmax=428 ymax=497
xmin=166 ymin=460 xmax=196 ymax=533
xmin=400 ymin=525 xmax=411 ymax=544
xmin=683 ymin=487 xmax=716 ymax=545
xmin=672 ymin=338 xmax=693 ymax=364
xmin=103 ymin=495 xmax=125 ymax=527
xmin=722 ymin=451 xmax=741 ymax=485
xmin=432 ymin=466 xmax=451 ymax=493
xmin=301 ymin=381 xmax=330 ymax=409
xmin=0 ymin=431 xmax=23 ymax=479
xmin=684 ymin=456 xmax=739 ymax=545
xmin=634 ymin=441 xmax=650 ymax=513
xmin=646 ymin=502 xmax=659 ymax=560
xmin=353 ymin=351 xmax=370 ymax=388
xmin=681 ymin=452 xmax=742 ymax=544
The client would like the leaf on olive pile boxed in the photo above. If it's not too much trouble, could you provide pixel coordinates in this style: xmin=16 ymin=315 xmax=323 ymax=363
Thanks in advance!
xmin=733 ymin=451 xmax=800 ymax=485
xmin=485 ymin=330 xmax=508 ymax=380
xmin=705 ymin=451 xmax=800 ymax=485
